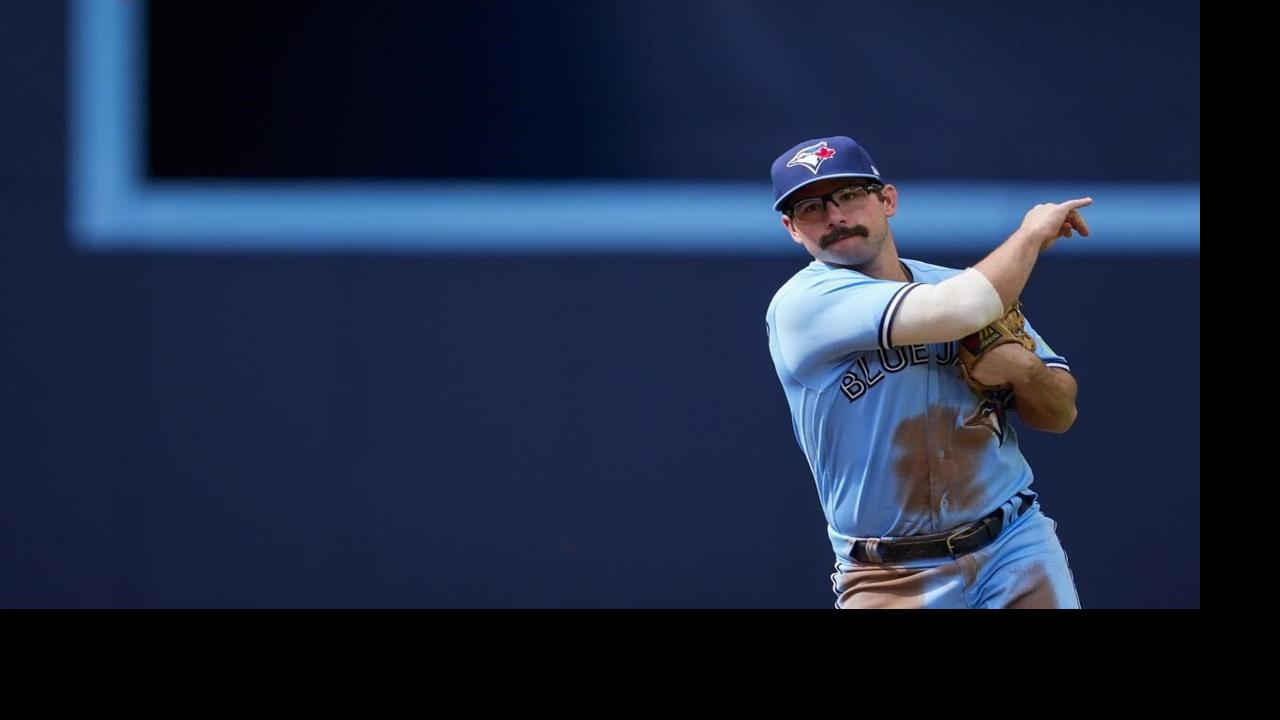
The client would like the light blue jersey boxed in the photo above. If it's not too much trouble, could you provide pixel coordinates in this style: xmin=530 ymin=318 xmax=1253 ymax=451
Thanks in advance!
xmin=765 ymin=258 xmax=1070 ymax=565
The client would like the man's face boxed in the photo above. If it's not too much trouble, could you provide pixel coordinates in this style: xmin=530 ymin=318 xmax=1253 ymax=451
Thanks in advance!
xmin=781 ymin=178 xmax=897 ymax=266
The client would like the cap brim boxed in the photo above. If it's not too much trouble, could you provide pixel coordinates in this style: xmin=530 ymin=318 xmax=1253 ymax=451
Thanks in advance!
xmin=773 ymin=173 xmax=882 ymax=212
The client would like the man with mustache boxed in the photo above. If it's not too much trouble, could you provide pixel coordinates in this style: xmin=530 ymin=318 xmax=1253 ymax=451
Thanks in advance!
xmin=764 ymin=136 xmax=1090 ymax=609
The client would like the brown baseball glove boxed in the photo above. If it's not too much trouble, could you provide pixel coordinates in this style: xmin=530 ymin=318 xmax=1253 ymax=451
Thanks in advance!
xmin=957 ymin=301 xmax=1037 ymax=394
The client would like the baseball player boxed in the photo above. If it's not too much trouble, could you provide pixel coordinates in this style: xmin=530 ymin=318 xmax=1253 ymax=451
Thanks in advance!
xmin=764 ymin=136 xmax=1089 ymax=609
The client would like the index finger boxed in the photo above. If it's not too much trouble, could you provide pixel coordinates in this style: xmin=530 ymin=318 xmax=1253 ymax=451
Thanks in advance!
xmin=1067 ymin=208 xmax=1091 ymax=237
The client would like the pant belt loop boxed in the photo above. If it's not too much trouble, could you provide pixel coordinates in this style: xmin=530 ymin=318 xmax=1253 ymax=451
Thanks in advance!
xmin=863 ymin=538 xmax=883 ymax=563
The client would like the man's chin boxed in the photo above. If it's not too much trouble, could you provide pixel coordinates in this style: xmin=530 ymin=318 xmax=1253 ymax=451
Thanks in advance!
xmin=823 ymin=244 xmax=871 ymax=264
xmin=826 ymin=235 xmax=881 ymax=262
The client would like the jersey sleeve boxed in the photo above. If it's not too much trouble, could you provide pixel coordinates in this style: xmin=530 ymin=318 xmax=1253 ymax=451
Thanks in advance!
xmin=1021 ymin=313 xmax=1070 ymax=372
xmin=772 ymin=272 xmax=922 ymax=387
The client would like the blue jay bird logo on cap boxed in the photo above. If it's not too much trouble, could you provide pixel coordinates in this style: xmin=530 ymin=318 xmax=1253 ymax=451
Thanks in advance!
xmin=786 ymin=142 xmax=837 ymax=175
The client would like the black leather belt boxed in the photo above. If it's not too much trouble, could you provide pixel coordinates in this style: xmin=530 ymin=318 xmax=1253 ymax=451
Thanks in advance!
xmin=851 ymin=491 xmax=1036 ymax=564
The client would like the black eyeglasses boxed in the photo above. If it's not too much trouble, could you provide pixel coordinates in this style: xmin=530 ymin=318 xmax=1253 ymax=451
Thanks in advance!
xmin=788 ymin=182 xmax=885 ymax=222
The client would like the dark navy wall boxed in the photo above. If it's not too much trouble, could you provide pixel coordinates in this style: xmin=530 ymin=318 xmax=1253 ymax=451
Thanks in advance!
xmin=147 ymin=0 xmax=1200 ymax=182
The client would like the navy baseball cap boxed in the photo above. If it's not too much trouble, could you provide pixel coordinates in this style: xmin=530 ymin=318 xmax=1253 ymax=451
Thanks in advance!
xmin=771 ymin=136 xmax=883 ymax=212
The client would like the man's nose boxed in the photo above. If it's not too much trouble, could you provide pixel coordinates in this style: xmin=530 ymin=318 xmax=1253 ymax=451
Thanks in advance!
xmin=825 ymin=200 xmax=848 ymax=224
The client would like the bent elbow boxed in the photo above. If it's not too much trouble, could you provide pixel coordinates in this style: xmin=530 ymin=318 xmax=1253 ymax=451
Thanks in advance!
xmin=1050 ymin=405 xmax=1078 ymax=433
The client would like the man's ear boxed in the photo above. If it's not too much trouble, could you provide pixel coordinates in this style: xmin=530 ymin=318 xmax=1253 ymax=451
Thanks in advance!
xmin=782 ymin=215 xmax=803 ymax=246
xmin=881 ymin=184 xmax=898 ymax=218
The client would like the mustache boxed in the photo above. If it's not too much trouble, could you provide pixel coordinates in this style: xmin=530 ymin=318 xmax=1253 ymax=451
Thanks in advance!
xmin=820 ymin=225 xmax=870 ymax=248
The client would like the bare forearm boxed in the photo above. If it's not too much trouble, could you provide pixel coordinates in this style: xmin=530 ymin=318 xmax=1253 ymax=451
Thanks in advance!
xmin=1010 ymin=365 xmax=1078 ymax=433
xmin=973 ymin=198 xmax=1093 ymax=309
xmin=972 ymin=230 xmax=1044 ymax=310
xmin=893 ymin=199 xmax=1092 ymax=347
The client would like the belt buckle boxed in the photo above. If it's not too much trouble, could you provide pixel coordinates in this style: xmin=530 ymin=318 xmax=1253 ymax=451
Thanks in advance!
xmin=944 ymin=522 xmax=983 ymax=557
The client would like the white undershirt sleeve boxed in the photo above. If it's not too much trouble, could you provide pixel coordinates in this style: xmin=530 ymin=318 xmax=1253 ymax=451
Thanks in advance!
xmin=888 ymin=268 xmax=1004 ymax=346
